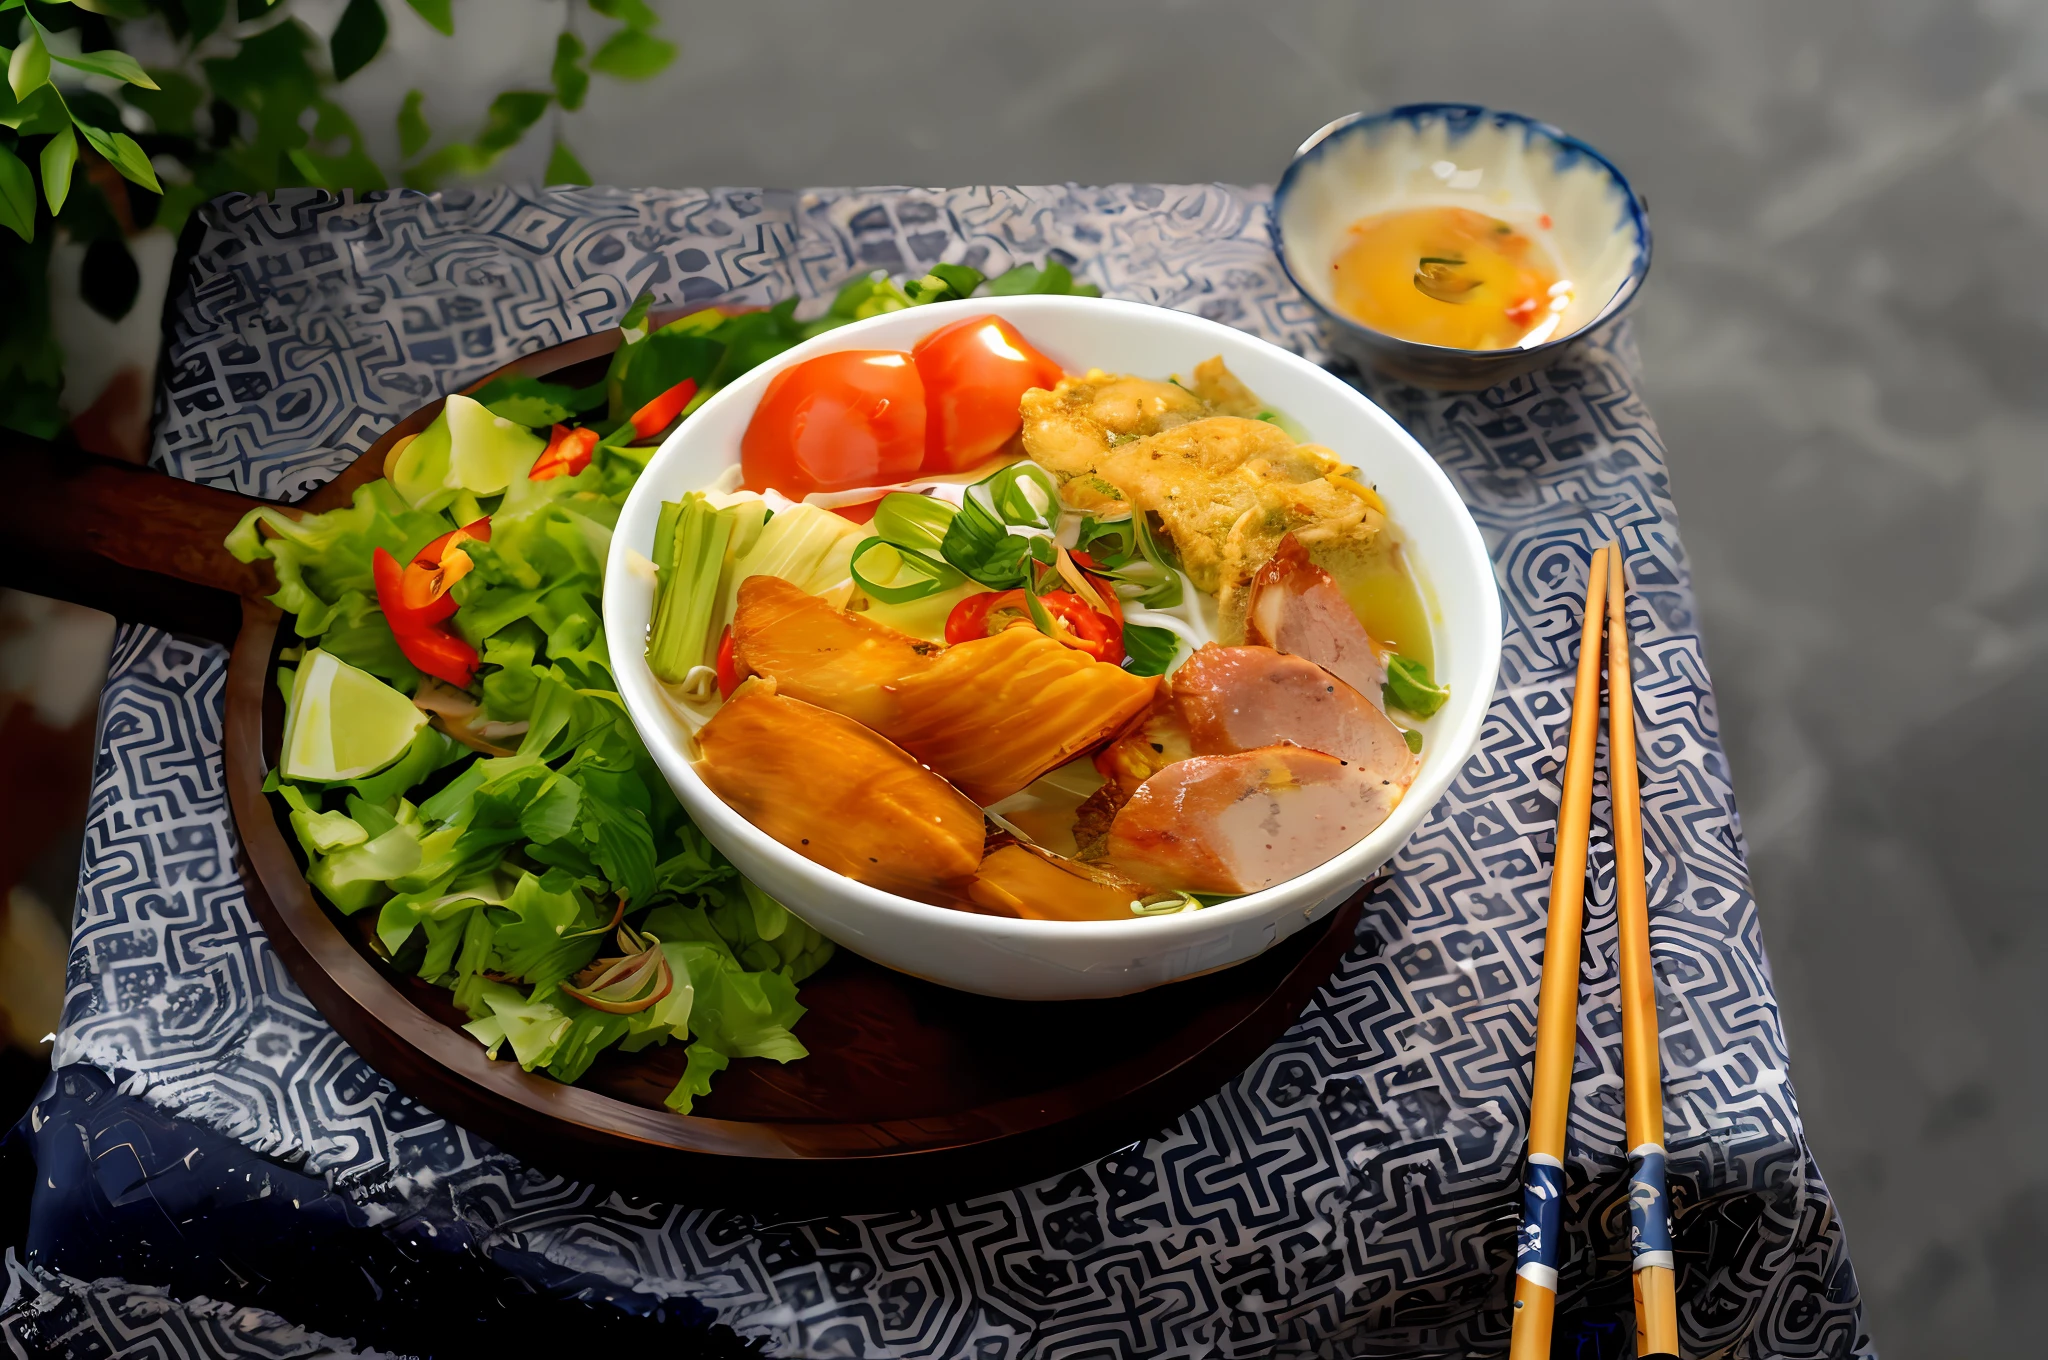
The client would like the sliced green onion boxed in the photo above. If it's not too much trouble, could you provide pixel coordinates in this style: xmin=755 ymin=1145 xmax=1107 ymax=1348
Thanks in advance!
xmin=871 ymin=491 xmax=956 ymax=553
xmin=849 ymin=537 xmax=965 ymax=604
xmin=987 ymin=462 xmax=1058 ymax=529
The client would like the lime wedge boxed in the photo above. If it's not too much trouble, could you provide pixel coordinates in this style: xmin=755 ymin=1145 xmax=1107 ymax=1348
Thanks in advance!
xmin=391 ymin=394 xmax=545 ymax=508
xmin=281 ymin=649 xmax=429 ymax=782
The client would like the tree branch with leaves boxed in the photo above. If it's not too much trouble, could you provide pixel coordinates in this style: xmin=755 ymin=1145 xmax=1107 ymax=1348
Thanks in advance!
xmin=0 ymin=0 xmax=677 ymax=439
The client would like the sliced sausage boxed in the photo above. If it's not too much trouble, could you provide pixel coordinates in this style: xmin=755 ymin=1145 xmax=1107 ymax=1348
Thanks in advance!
xmin=1245 ymin=533 xmax=1388 ymax=707
xmin=1170 ymin=644 xmax=1416 ymax=790
xmin=1106 ymin=746 xmax=1403 ymax=894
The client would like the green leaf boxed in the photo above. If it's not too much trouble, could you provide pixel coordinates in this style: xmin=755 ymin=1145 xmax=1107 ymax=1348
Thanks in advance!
xmin=1075 ymin=514 xmax=1136 ymax=568
xmin=904 ymin=261 xmax=985 ymax=304
xmin=0 ymin=142 xmax=34 ymax=241
xmin=401 ymin=140 xmax=486 ymax=190
xmin=550 ymin=31 xmax=587 ymax=111
xmin=590 ymin=0 xmax=660 ymax=29
xmin=1383 ymin=653 xmax=1449 ymax=719
xmin=122 ymin=69 xmax=203 ymax=135
xmin=39 ymin=125 xmax=74 ymax=215
xmin=203 ymin=15 xmax=316 ymax=108
xmin=1120 ymin=622 xmax=1180 ymax=677
xmin=0 ymin=84 xmax=67 ymax=137
xmin=544 ymin=136 xmax=589 ymax=187
xmin=329 ymin=0 xmax=388 ymax=81
xmin=589 ymin=28 xmax=674 ymax=81
xmin=699 ymin=298 xmax=804 ymax=382
xmin=583 ymin=797 xmax=656 ymax=908
xmin=184 ymin=0 xmax=230 ymax=42
xmin=486 ymin=871 xmax=602 ymax=988
xmin=470 ymin=373 xmax=601 ymax=426
xmin=402 ymin=0 xmax=453 ymax=35
xmin=396 ymin=87 xmax=428 ymax=158
xmin=8 ymin=27 xmax=48 ymax=102
xmin=72 ymin=0 xmax=156 ymax=19
xmin=987 ymin=257 xmax=1101 ymax=298
xmin=50 ymin=49 xmax=159 ymax=90
xmin=617 ymin=324 xmax=723 ymax=420
xmin=61 ymin=88 xmax=122 ymax=132
xmin=286 ymin=100 xmax=385 ymax=193
xmin=664 ymin=1042 xmax=727 ymax=1114
xmin=349 ymin=727 xmax=464 ymax=806
xmin=806 ymin=272 xmax=911 ymax=334
xmin=473 ymin=88 xmax=550 ymax=154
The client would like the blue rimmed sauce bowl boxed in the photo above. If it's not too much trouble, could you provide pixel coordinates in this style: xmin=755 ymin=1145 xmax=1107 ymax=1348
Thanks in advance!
xmin=1272 ymin=103 xmax=1651 ymax=391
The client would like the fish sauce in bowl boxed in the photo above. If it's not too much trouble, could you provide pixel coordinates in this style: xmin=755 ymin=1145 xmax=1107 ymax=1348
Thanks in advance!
xmin=1330 ymin=206 xmax=1572 ymax=351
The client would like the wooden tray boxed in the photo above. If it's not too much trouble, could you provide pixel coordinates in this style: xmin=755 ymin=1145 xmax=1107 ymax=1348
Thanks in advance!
xmin=0 ymin=328 xmax=1366 ymax=1211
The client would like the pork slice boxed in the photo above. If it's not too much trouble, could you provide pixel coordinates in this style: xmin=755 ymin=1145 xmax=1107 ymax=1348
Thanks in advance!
xmin=1171 ymin=644 xmax=1416 ymax=790
xmin=1106 ymin=746 xmax=1403 ymax=895
xmin=1245 ymin=534 xmax=1388 ymax=707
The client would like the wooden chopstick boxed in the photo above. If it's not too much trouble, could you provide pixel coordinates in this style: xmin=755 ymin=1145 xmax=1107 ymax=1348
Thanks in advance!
xmin=1606 ymin=548 xmax=1679 ymax=1359
xmin=1509 ymin=543 xmax=1610 ymax=1360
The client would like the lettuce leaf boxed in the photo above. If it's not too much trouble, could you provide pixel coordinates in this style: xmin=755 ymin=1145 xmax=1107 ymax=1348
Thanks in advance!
xmin=227 ymin=482 xmax=455 ymax=637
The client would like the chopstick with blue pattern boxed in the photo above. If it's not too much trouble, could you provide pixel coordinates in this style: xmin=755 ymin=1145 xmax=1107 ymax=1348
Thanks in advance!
xmin=1606 ymin=548 xmax=1678 ymax=1358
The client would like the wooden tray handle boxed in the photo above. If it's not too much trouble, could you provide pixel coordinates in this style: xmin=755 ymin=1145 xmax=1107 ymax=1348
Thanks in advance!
xmin=0 ymin=430 xmax=272 ymax=643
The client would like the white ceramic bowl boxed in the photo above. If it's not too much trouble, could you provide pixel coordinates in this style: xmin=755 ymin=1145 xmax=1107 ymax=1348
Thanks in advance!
xmin=605 ymin=296 xmax=1502 ymax=1000
xmin=1274 ymin=103 xmax=1651 ymax=389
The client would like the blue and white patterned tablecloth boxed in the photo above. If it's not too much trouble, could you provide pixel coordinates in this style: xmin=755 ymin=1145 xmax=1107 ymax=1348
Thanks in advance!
xmin=6 ymin=186 xmax=1872 ymax=1359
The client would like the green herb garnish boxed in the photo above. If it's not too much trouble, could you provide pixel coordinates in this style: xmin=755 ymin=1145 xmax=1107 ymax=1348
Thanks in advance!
xmin=1384 ymin=653 xmax=1450 ymax=719
xmin=1121 ymin=622 xmax=1181 ymax=677
xmin=471 ymin=374 xmax=607 ymax=427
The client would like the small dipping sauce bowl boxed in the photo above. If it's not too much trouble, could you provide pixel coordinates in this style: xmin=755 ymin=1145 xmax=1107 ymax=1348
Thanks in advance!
xmin=1272 ymin=103 xmax=1651 ymax=390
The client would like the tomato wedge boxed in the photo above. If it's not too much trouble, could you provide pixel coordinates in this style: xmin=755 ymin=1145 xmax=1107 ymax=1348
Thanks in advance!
xmin=943 ymin=588 xmax=1123 ymax=664
xmin=740 ymin=350 xmax=926 ymax=498
xmin=912 ymin=315 xmax=1064 ymax=474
